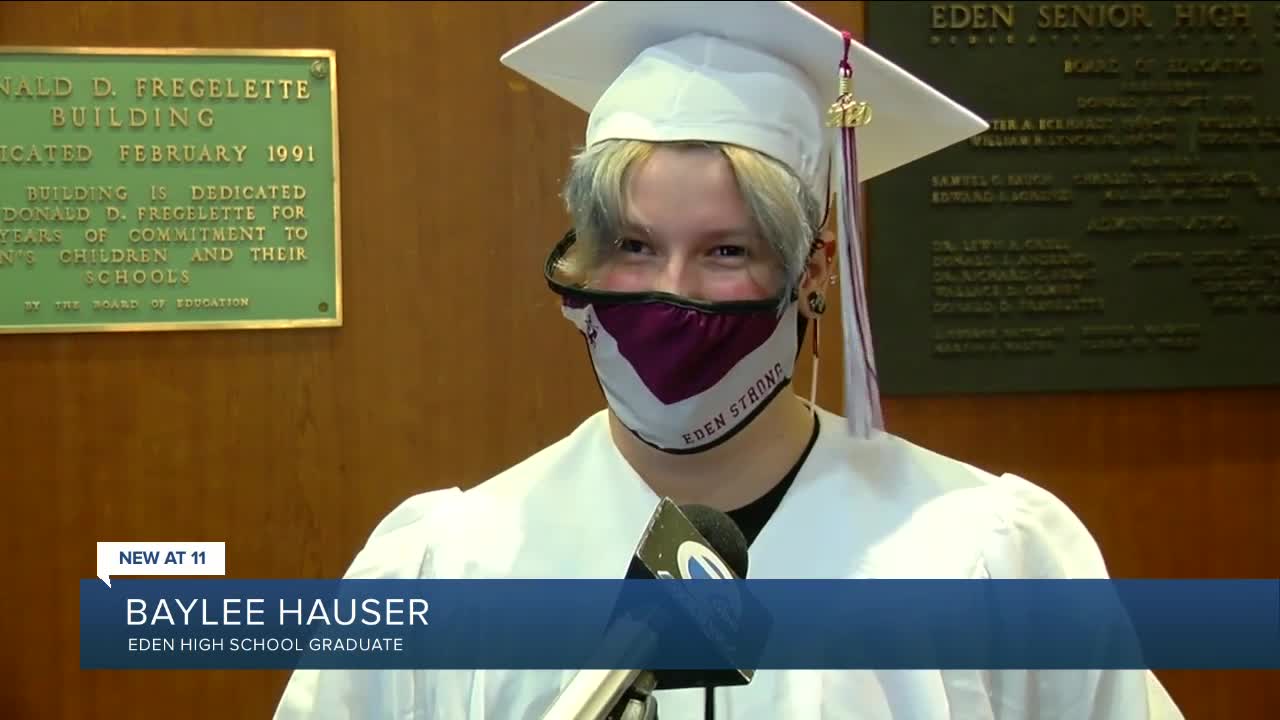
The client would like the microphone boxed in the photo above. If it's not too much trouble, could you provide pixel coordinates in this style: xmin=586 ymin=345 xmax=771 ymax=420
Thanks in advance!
xmin=539 ymin=498 xmax=754 ymax=720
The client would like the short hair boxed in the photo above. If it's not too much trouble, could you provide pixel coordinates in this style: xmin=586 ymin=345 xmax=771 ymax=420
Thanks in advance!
xmin=558 ymin=139 xmax=823 ymax=309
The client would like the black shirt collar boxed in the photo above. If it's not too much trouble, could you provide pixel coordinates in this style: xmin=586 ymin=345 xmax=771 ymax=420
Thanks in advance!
xmin=726 ymin=412 xmax=821 ymax=548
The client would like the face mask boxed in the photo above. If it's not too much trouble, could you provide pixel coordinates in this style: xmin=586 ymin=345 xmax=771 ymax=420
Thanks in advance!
xmin=546 ymin=232 xmax=800 ymax=454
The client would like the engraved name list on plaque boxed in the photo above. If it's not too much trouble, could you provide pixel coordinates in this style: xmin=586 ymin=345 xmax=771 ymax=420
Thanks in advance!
xmin=866 ymin=2 xmax=1280 ymax=394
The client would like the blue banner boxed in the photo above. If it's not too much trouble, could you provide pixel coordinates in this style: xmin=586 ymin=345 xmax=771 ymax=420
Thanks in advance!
xmin=80 ymin=579 xmax=1280 ymax=670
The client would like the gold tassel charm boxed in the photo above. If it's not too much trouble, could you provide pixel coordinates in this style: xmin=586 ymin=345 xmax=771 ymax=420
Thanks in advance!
xmin=827 ymin=32 xmax=872 ymax=128
xmin=827 ymin=74 xmax=872 ymax=128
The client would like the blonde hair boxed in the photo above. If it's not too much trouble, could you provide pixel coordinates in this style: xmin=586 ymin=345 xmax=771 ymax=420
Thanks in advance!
xmin=558 ymin=139 xmax=823 ymax=308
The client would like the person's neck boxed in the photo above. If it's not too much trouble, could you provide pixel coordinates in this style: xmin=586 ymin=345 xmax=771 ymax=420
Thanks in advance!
xmin=608 ymin=393 xmax=816 ymax=513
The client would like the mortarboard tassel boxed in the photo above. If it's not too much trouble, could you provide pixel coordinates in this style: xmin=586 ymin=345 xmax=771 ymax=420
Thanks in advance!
xmin=827 ymin=31 xmax=882 ymax=438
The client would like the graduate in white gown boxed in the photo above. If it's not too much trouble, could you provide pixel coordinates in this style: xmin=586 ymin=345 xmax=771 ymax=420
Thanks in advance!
xmin=275 ymin=2 xmax=1185 ymax=718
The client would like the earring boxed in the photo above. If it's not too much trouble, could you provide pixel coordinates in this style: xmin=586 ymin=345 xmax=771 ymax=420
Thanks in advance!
xmin=808 ymin=292 xmax=826 ymax=315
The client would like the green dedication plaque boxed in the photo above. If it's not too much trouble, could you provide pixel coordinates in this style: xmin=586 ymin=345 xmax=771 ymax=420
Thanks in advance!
xmin=0 ymin=47 xmax=341 ymax=334
xmin=866 ymin=2 xmax=1280 ymax=394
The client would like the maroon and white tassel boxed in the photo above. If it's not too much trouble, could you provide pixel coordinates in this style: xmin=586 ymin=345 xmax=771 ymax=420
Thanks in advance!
xmin=828 ymin=31 xmax=882 ymax=438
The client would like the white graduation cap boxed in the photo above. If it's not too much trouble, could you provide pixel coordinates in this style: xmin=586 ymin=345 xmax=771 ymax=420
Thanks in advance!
xmin=501 ymin=0 xmax=988 ymax=438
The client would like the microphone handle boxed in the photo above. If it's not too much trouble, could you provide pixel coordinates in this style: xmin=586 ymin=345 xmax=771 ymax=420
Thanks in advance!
xmin=616 ymin=672 xmax=659 ymax=720
xmin=541 ymin=668 xmax=648 ymax=720
xmin=618 ymin=698 xmax=658 ymax=720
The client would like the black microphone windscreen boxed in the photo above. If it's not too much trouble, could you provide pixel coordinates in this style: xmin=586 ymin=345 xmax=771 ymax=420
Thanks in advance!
xmin=679 ymin=504 xmax=749 ymax=578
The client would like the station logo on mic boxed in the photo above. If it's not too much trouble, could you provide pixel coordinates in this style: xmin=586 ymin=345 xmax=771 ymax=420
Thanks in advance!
xmin=620 ymin=498 xmax=771 ymax=689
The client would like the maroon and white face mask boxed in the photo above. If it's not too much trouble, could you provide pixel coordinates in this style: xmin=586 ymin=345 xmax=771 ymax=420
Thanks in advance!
xmin=546 ymin=233 xmax=799 ymax=454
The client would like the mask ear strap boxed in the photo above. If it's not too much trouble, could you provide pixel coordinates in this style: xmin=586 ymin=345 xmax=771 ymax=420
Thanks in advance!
xmin=808 ymin=309 xmax=820 ymax=418
xmin=804 ymin=235 xmax=829 ymax=418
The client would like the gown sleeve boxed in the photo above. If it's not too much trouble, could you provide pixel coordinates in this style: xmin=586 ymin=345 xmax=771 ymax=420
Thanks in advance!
xmin=271 ymin=487 xmax=464 ymax=720
xmin=977 ymin=473 xmax=1185 ymax=720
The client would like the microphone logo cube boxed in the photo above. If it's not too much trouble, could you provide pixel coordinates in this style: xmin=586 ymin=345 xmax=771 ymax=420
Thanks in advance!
xmin=677 ymin=540 xmax=734 ymax=580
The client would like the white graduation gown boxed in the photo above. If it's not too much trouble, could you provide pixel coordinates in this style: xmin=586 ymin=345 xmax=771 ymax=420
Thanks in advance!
xmin=274 ymin=405 xmax=1184 ymax=719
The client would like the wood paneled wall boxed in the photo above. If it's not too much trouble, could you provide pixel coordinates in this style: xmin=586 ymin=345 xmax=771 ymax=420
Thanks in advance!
xmin=0 ymin=2 xmax=1274 ymax=718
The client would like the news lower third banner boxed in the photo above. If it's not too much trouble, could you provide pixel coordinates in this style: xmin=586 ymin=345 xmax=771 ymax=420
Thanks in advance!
xmin=81 ymin=578 xmax=1279 ymax=671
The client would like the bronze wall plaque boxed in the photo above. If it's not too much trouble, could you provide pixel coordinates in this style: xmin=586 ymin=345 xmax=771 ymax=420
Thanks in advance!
xmin=866 ymin=1 xmax=1280 ymax=394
